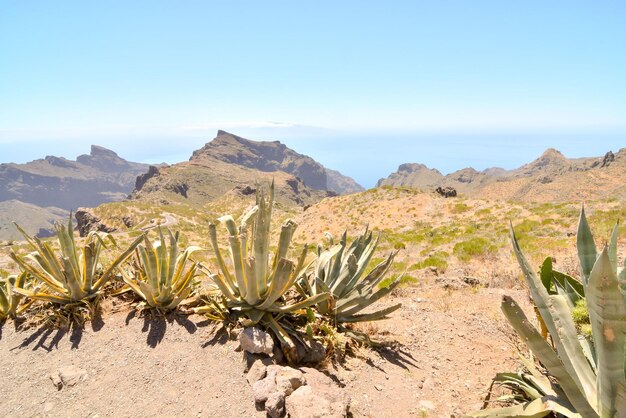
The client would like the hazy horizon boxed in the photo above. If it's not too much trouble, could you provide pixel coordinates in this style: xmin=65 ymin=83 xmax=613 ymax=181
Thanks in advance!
xmin=1 ymin=129 xmax=623 ymax=188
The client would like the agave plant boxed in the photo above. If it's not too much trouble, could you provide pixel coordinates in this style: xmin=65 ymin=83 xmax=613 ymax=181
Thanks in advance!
xmin=299 ymin=228 xmax=402 ymax=323
xmin=0 ymin=272 xmax=30 ymax=320
xmin=472 ymin=208 xmax=626 ymax=417
xmin=203 ymin=182 xmax=329 ymax=362
xmin=9 ymin=216 xmax=143 ymax=304
xmin=122 ymin=228 xmax=200 ymax=311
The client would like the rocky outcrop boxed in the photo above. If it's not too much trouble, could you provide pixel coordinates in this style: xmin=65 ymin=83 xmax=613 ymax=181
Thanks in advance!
xmin=376 ymin=163 xmax=444 ymax=189
xmin=435 ymin=186 xmax=457 ymax=198
xmin=247 ymin=360 xmax=350 ymax=418
xmin=135 ymin=165 xmax=160 ymax=191
xmin=378 ymin=148 xmax=626 ymax=202
xmin=130 ymin=131 xmax=342 ymax=208
xmin=0 ymin=145 xmax=151 ymax=210
xmin=326 ymin=169 xmax=365 ymax=195
xmin=75 ymin=208 xmax=117 ymax=237
xmin=189 ymin=131 xmax=363 ymax=194
xmin=191 ymin=131 xmax=328 ymax=190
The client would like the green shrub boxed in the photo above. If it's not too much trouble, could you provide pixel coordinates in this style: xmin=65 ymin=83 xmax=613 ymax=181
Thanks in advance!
xmin=410 ymin=251 xmax=449 ymax=272
xmin=453 ymin=237 xmax=497 ymax=261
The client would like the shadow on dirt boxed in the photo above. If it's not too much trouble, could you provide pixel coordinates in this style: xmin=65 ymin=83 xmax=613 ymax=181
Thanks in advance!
xmin=201 ymin=323 xmax=232 ymax=348
xmin=374 ymin=345 xmax=420 ymax=370
xmin=11 ymin=323 xmax=87 ymax=352
xmin=9 ymin=306 xmax=109 ymax=351
xmin=125 ymin=310 xmax=207 ymax=348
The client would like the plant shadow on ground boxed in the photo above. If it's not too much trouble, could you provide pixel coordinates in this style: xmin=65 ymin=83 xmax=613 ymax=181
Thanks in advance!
xmin=201 ymin=322 xmax=234 ymax=348
xmin=124 ymin=310 xmax=207 ymax=348
xmin=10 ymin=308 xmax=105 ymax=352
xmin=366 ymin=344 xmax=420 ymax=372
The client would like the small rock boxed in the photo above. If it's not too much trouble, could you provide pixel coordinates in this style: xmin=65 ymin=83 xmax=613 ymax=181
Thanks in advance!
xmin=435 ymin=186 xmax=457 ymax=198
xmin=462 ymin=276 xmax=481 ymax=287
xmin=286 ymin=368 xmax=350 ymax=418
xmin=50 ymin=373 xmax=62 ymax=390
xmin=275 ymin=366 xmax=305 ymax=396
xmin=253 ymin=368 xmax=278 ymax=404
xmin=265 ymin=391 xmax=286 ymax=418
xmin=286 ymin=386 xmax=348 ymax=418
xmin=374 ymin=384 xmax=383 ymax=391
xmin=272 ymin=343 xmax=285 ymax=363
xmin=435 ymin=276 xmax=466 ymax=290
xmin=239 ymin=327 xmax=274 ymax=355
xmin=295 ymin=338 xmax=326 ymax=364
xmin=247 ymin=358 xmax=272 ymax=385
xmin=50 ymin=365 xmax=88 ymax=389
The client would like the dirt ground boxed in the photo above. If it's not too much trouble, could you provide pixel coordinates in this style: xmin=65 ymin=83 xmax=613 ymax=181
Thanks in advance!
xmin=0 ymin=283 xmax=532 ymax=418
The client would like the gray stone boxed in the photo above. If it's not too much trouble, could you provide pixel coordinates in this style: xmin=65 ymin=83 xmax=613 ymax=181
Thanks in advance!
xmin=285 ymin=368 xmax=350 ymax=418
xmin=265 ymin=391 xmax=285 ymax=418
xmin=275 ymin=367 xmax=305 ymax=396
xmin=285 ymin=386 xmax=348 ymax=418
xmin=252 ymin=368 xmax=277 ymax=404
xmin=50 ymin=365 xmax=87 ymax=389
xmin=239 ymin=327 xmax=274 ymax=355
xmin=246 ymin=358 xmax=272 ymax=385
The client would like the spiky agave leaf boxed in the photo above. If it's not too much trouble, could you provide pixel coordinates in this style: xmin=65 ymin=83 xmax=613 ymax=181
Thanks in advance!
xmin=205 ymin=182 xmax=328 ymax=318
xmin=10 ymin=215 xmax=143 ymax=304
xmin=586 ymin=247 xmax=626 ymax=417
xmin=0 ymin=272 xmax=32 ymax=319
xmin=123 ymin=227 xmax=201 ymax=311
xmin=202 ymin=182 xmax=330 ymax=363
xmin=304 ymin=228 xmax=402 ymax=324
xmin=477 ymin=208 xmax=626 ymax=417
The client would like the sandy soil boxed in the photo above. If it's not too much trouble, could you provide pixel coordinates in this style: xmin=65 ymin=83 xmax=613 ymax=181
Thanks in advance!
xmin=0 ymin=284 xmax=531 ymax=418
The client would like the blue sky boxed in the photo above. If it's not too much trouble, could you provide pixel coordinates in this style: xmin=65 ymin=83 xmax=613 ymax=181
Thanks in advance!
xmin=1 ymin=1 xmax=625 ymax=187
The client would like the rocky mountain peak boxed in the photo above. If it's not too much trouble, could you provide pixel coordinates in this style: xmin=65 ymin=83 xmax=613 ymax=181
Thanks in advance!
xmin=76 ymin=144 xmax=130 ymax=172
xmin=515 ymin=148 xmax=570 ymax=177
xmin=44 ymin=155 xmax=77 ymax=169
xmin=190 ymin=130 xmax=326 ymax=190
xmin=89 ymin=145 xmax=120 ymax=159
xmin=397 ymin=163 xmax=442 ymax=175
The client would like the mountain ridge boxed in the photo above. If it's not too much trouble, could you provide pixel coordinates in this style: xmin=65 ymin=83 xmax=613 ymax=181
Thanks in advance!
xmin=377 ymin=148 xmax=626 ymax=201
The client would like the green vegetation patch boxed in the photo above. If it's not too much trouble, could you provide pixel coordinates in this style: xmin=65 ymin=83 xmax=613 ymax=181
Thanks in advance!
xmin=410 ymin=251 xmax=449 ymax=272
xmin=453 ymin=237 xmax=498 ymax=261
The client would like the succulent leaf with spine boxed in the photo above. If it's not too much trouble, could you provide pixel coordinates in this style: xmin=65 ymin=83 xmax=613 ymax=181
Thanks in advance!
xmin=300 ymin=228 xmax=402 ymax=323
xmin=122 ymin=227 xmax=200 ymax=311
xmin=472 ymin=208 xmax=626 ymax=418
xmin=201 ymin=181 xmax=330 ymax=363
xmin=9 ymin=215 xmax=143 ymax=304
xmin=0 ymin=272 xmax=30 ymax=320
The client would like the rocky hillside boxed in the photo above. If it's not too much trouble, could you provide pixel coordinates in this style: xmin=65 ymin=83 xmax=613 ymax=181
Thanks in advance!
xmin=0 ymin=145 xmax=151 ymax=240
xmin=0 ymin=145 xmax=150 ymax=210
xmin=378 ymin=148 xmax=626 ymax=202
xmin=190 ymin=131 xmax=362 ymax=195
xmin=131 ymin=131 xmax=362 ymax=208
